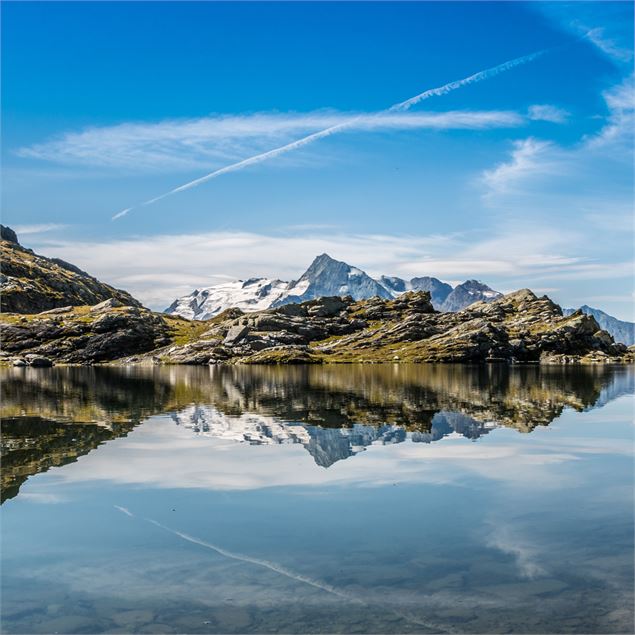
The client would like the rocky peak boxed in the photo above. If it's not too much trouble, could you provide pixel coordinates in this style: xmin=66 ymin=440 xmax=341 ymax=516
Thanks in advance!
xmin=0 ymin=225 xmax=18 ymax=244
xmin=299 ymin=253 xmax=355 ymax=281
xmin=274 ymin=253 xmax=392 ymax=306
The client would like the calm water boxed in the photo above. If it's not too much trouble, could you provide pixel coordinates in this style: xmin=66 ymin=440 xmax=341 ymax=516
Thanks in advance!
xmin=1 ymin=364 xmax=633 ymax=634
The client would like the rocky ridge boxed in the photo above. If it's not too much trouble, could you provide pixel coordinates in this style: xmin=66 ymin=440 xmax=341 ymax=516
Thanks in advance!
xmin=151 ymin=290 xmax=632 ymax=365
xmin=2 ymin=288 xmax=632 ymax=366
xmin=0 ymin=226 xmax=139 ymax=314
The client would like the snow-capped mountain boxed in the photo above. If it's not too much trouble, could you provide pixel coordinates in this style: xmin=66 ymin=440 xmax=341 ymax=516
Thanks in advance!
xmin=272 ymin=252 xmax=392 ymax=306
xmin=164 ymin=253 xmax=501 ymax=319
xmin=165 ymin=278 xmax=289 ymax=320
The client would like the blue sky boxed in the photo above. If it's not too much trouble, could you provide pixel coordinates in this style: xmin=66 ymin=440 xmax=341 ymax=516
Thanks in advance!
xmin=2 ymin=1 xmax=633 ymax=317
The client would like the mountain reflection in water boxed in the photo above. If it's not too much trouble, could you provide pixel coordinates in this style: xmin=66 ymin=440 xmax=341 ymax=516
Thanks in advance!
xmin=1 ymin=364 xmax=632 ymax=502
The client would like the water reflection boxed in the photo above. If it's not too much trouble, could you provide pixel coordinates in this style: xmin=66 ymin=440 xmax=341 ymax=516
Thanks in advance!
xmin=1 ymin=364 xmax=634 ymax=634
xmin=1 ymin=364 xmax=632 ymax=501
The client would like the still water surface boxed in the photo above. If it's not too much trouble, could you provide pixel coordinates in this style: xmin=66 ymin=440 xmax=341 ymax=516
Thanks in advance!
xmin=1 ymin=364 xmax=634 ymax=634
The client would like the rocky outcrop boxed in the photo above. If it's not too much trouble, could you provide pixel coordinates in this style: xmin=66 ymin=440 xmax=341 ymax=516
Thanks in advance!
xmin=0 ymin=305 xmax=171 ymax=364
xmin=439 ymin=279 xmax=501 ymax=312
xmin=0 ymin=225 xmax=18 ymax=244
xmin=1 ymin=289 xmax=631 ymax=365
xmin=156 ymin=289 xmax=631 ymax=365
xmin=0 ymin=227 xmax=140 ymax=313
xmin=564 ymin=305 xmax=635 ymax=346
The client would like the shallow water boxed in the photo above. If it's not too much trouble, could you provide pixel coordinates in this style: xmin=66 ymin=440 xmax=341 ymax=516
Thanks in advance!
xmin=1 ymin=364 xmax=634 ymax=634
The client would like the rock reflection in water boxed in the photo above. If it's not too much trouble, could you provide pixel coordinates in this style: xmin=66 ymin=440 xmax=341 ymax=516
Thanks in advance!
xmin=1 ymin=363 xmax=633 ymax=501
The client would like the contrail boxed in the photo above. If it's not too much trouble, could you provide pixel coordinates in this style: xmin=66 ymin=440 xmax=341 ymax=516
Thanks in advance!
xmin=389 ymin=50 xmax=545 ymax=112
xmin=113 ymin=47 xmax=546 ymax=220
xmin=113 ymin=505 xmax=133 ymax=517
xmin=114 ymin=505 xmax=455 ymax=632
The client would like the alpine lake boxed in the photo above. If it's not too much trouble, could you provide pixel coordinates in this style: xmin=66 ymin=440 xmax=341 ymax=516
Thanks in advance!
xmin=1 ymin=363 xmax=633 ymax=634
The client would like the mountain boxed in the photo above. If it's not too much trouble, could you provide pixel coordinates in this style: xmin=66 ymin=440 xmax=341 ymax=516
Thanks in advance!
xmin=165 ymin=253 xmax=500 ymax=318
xmin=0 ymin=225 xmax=140 ymax=314
xmin=439 ymin=280 xmax=502 ymax=312
xmin=563 ymin=305 xmax=634 ymax=346
xmin=379 ymin=275 xmax=453 ymax=307
xmin=165 ymin=278 xmax=288 ymax=320
xmin=273 ymin=253 xmax=392 ymax=306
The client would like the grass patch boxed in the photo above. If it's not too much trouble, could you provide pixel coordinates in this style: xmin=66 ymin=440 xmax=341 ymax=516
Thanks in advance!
xmin=164 ymin=316 xmax=211 ymax=345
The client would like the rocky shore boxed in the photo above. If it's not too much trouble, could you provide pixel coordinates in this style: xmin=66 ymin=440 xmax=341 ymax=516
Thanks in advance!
xmin=1 ymin=290 xmax=632 ymax=366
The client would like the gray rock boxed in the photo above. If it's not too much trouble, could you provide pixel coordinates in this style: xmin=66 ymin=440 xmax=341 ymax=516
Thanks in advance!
xmin=0 ymin=225 xmax=18 ymax=244
xmin=25 ymin=354 xmax=53 ymax=367
xmin=38 ymin=305 xmax=73 ymax=315
xmin=90 ymin=298 xmax=124 ymax=312
xmin=223 ymin=324 xmax=250 ymax=346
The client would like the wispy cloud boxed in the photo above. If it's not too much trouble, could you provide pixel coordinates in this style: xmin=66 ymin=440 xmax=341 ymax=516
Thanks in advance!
xmin=29 ymin=220 xmax=626 ymax=312
xmin=480 ymin=74 xmax=634 ymax=203
xmin=584 ymin=27 xmax=633 ymax=63
xmin=481 ymin=138 xmax=555 ymax=196
xmin=535 ymin=3 xmax=633 ymax=65
xmin=528 ymin=104 xmax=569 ymax=124
xmin=12 ymin=223 xmax=67 ymax=235
xmin=18 ymin=110 xmax=523 ymax=174
xmin=111 ymin=47 xmax=549 ymax=219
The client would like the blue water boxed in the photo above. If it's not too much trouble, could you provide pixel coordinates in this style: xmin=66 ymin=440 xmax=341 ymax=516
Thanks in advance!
xmin=1 ymin=365 xmax=633 ymax=633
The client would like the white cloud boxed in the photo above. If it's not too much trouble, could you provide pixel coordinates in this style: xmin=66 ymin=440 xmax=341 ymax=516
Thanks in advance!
xmin=479 ymin=75 xmax=634 ymax=240
xmin=12 ymin=223 xmax=67 ymax=235
xmin=535 ymin=4 xmax=634 ymax=65
xmin=481 ymin=138 xmax=556 ymax=196
xmin=28 ymin=220 xmax=622 ymax=311
xmin=528 ymin=104 xmax=569 ymax=124
xmin=16 ymin=110 xmax=524 ymax=173
xmin=584 ymin=26 xmax=633 ymax=64
xmin=585 ymin=74 xmax=634 ymax=150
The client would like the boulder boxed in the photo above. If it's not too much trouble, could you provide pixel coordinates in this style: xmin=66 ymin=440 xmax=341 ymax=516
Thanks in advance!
xmin=38 ymin=306 xmax=73 ymax=315
xmin=223 ymin=325 xmax=250 ymax=346
xmin=90 ymin=298 xmax=124 ymax=313
xmin=24 ymin=354 xmax=53 ymax=367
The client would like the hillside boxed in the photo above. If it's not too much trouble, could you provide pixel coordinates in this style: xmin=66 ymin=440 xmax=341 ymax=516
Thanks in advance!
xmin=0 ymin=225 xmax=140 ymax=313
